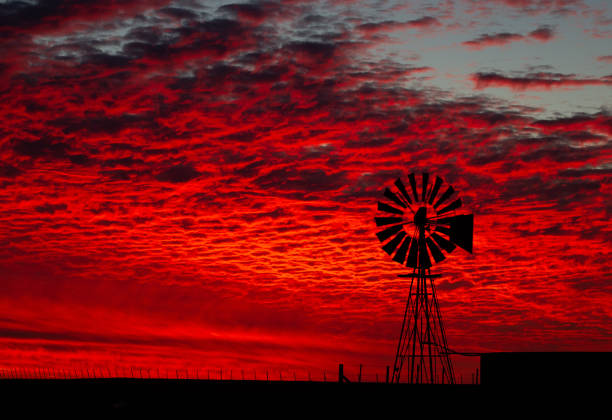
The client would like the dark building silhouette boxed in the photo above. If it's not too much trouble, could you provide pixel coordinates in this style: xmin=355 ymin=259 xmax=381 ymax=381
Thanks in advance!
xmin=480 ymin=352 xmax=612 ymax=387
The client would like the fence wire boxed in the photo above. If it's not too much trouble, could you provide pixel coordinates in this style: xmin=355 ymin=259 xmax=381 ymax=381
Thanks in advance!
xmin=0 ymin=360 xmax=481 ymax=384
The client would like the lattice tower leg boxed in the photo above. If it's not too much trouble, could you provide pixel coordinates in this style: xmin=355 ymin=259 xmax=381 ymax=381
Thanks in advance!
xmin=391 ymin=269 xmax=455 ymax=384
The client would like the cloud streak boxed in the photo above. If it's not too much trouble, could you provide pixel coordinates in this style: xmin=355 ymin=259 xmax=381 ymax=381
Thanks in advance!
xmin=472 ymin=72 xmax=612 ymax=90
xmin=462 ymin=26 xmax=555 ymax=49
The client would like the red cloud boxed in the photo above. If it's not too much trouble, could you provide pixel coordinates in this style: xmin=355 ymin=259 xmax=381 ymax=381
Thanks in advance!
xmin=462 ymin=26 xmax=555 ymax=49
xmin=472 ymin=72 xmax=612 ymax=90
xmin=462 ymin=32 xmax=524 ymax=49
xmin=528 ymin=26 xmax=555 ymax=41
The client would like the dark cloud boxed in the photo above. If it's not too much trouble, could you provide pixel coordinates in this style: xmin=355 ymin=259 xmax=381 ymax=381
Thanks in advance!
xmin=472 ymin=72 xmax=612 ymax=90
xmin=218 ymin=3 xmax=268 ymax=21
xmin=356 ymin=16 xmax=440 ymax=34
xmin=126 ymin=26 xmax=163 ymax=44
xmin=0 ymin=0 xmax=63 ymax=31
xmin=155 ymin=163 xmax=201 ymax=183
xmin=477 ymin=0 xmax=586 ymax=16
xmin=34 ymin=203 xmax=68 ymax=214
xmin=0 ymin=0 xmax=167 ymax=36
xmin=100 ymin=169 xmax=135 ymax=181
xmin=500 ymin=175 xmax=601 ymax=205
xmin=463 ymin=26 xmax=555 ymax=49
xmin=217 ymin=129 xmax=259 ymax=143
xmin=101 ymin=157 xmax=145 ymax=168
xmin=344 ymin=135 xmax=394 ymax=149
xmin=462 ymin=32 xmax=524 ymax=48
xmin=255 ymin=168 xmax=348 ymax=193
xmin=84 ymin=52 xmax=132 ymax=68
xmin=0 ymin=163 xmax=21 ymax=178
xmin=532 ymin=113 xmax=612 ymax=135
xmin=558 ymin=165 xmax=612 ymax=178
xmin=158 ymin=6 xmax=199 ymax=20
xmin=50 ymin=113 xmax=154 ymax=136
xmin=13 ymin=138 xmax=69 ymax=159
xmin=285 ymin=41 xmax=337 ymax=62
xmin=235 ymin=159 xmax=266 ymax=177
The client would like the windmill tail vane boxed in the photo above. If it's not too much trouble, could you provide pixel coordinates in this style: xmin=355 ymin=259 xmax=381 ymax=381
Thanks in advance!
xmin=374 ymin=172 xmax=474 ymax=384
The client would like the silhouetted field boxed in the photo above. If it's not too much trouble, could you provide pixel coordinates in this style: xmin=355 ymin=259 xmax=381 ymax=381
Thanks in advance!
xmin=1 ymin=376 xmax=604 ymax=415
xmin=2 ymin=353 xmax=610 ymax=413
xmin=2 ymin=378 xmax=484 ymax=413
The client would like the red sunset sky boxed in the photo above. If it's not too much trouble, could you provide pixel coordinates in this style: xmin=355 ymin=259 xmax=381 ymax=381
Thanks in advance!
xmin=0 ymin=0 xmax=611 ymax=379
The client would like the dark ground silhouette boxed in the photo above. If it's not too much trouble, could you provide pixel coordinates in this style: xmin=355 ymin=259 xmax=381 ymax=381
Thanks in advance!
xmin=1 ymin=353 xmax=609 ymax=414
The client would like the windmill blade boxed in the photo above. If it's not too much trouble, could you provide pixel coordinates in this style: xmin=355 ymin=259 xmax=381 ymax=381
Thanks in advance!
xmin=431 ymin=232 xmax=456 ymax=253
xmin=393 ymin=235 xmax=411 ymax=264
xmin=375 ymin=216 xmax=402 ymax=227
xmin=384 ymin=188 xmax=407 ymax=209
xmin=437 ymin=198 xmax=462 ymax=215
xmin=433 ymin=186 xmax=454 ymax=209
xmin=426 ymin=237 xmax=446 ymax=263
xmin=394 ymin=178 xmax=412 ymax=205
xmin=418 ymin=236 xmax=432 ymax=268
xmin=376 ymin=224 xmax=403 ymax=242
xmin=434 ymin=225 xmax=451 ymax=236
xmin=422 ymin=173 xmax=429 ymax=202
xmin=383 ymin=231 xmax=406 ymax=256
xmin=432 ymin=216 xmax=454 ymax=225
xmin=408 ymin=173 xmax=419 ymax=203
xmin=378 ymin=201 xmax=404 ymax=215
xmin=406 ymin=235 xmax=419 ymax=268
xmin=428 ymin=176 xmax=443 ymax=205
xmin=450 ymin=214 xmax=473 ymax=253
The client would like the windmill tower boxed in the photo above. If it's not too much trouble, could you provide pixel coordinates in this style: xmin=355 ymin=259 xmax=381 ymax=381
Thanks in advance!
xmin=374 ymin=173 xmax=473 ymax=384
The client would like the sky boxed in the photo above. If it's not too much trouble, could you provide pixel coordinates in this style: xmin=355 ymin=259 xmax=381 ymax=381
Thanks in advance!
xmin=0 ymin=0 xmax=611 ymax=379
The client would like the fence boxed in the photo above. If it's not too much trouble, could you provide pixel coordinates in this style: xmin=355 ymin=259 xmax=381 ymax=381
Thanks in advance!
xmin=0 ymin=361 xmax=480 ymax=384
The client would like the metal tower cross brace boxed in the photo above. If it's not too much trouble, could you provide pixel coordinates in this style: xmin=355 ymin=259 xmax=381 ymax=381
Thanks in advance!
xmin=392 ymin=269 xmax=455 ymax=384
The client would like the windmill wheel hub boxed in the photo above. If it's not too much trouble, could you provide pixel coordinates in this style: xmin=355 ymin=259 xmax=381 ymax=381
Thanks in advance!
xmin=414 ymin=207 xmax=427 ymax=226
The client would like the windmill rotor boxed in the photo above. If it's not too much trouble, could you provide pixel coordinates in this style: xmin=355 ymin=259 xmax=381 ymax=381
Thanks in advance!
xmin=375 ymin=172 xmax=473 ymax=268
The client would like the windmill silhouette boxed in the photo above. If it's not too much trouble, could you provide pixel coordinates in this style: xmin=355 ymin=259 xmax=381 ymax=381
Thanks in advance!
xmin=375 ymin=173 xmax=473 ymax=384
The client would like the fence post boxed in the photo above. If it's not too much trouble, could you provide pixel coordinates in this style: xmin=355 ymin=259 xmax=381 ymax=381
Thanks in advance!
xmin=338 ymin=363 xmax=350 ymax=383
xmin=386 ymin=366 xmax=390 ymax=383
xmin=359 ymin=364 xmax=362 ymax=383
